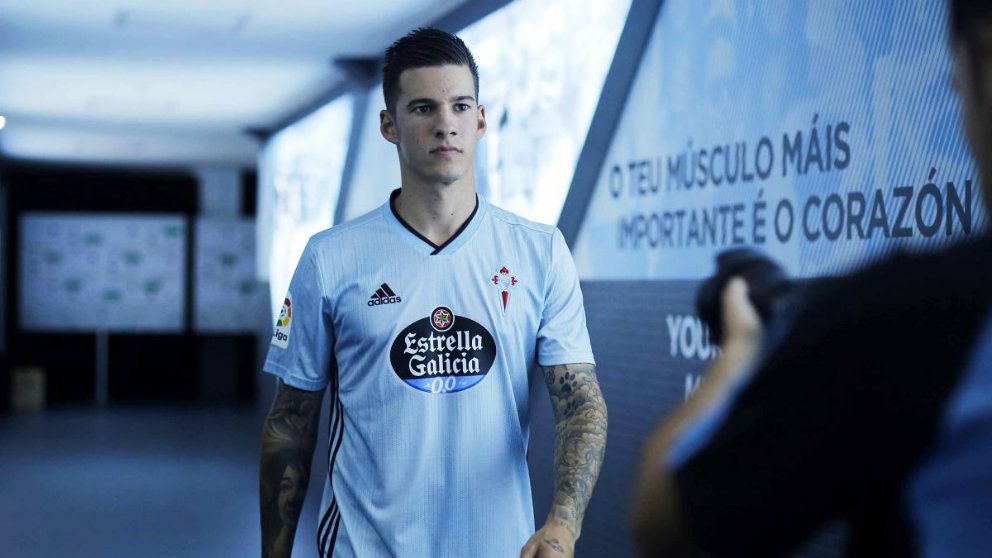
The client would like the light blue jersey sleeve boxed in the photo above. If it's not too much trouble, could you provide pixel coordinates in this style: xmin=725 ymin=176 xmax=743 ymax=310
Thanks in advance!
xmin=536 ymin=229 xmax=595 ymax=366
xmin=263 ymin=240 xmax=334 ymax=391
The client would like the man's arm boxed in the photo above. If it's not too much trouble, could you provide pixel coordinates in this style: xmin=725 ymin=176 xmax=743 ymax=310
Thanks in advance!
xmin=260 ymin=378 xmax=324 ymax=558
xmin=629 ymin=279 xmax=762 ymax=555
xmin=520 ymin=363 xmax=608 ymax=558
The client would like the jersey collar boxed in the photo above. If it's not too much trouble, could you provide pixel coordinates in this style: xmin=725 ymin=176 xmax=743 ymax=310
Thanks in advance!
xmin=383 ymin=188 xmax=487 ymax=256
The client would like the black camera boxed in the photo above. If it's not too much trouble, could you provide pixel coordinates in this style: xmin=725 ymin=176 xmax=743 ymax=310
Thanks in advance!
xmin=695 ymin=248 xmax=797 ymax=345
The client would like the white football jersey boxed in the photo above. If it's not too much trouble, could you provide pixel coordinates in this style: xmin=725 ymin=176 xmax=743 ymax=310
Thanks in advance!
xmin=264 ymin=190 xmax=595 ymax=558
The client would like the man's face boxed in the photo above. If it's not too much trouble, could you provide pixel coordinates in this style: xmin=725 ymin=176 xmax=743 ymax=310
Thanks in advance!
xmin=380 ymin=64 xmax=486 ymax=186
xmin=954 ymin=30 xmax=992 ymax=209
xmin=278 ymin=464 xmax=306 ymax=525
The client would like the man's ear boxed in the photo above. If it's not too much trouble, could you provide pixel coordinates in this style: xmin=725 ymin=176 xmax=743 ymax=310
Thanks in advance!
xmin=476 ymin=104 xmax=487 ymax=140
xmin=380 ymin=110 xmax=399 ymax=145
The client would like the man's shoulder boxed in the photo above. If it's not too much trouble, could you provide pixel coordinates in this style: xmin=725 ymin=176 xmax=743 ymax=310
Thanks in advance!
xmin=307 ymin=205 xmax=388 ymax=254
xmin=822 ymin=234 xmax=992 ymax=306
xmin=789 ymin=233 xmax=992 ymax=349
xmin=485 ymin=202 xmax=560 ymax=238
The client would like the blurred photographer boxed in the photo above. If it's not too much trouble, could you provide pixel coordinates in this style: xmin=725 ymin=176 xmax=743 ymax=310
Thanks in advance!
xmin=631 ymin=1 xmax=992 ymax=556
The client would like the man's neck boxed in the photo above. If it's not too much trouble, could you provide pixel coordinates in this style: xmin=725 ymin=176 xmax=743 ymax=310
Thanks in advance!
xmin=393 ymin=176 xmax=477 ymax=247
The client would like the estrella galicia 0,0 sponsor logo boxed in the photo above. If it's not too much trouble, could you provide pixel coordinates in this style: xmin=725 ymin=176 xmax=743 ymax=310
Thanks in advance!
xmin=389 ymin=306 xmax=496 ymax=394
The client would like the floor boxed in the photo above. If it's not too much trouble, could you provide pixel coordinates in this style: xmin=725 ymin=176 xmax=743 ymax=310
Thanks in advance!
xmin=0 ymin=398 xmax=850 ymax=558
xmin=0 ymin=403 xmax=328 ymax=558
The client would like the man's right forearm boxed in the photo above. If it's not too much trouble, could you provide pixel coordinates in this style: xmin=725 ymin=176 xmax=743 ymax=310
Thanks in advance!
xmin=630 ymin=279 xmax=763 ymax=555
xmin=260 ymin=378 xmax=324 ymax=558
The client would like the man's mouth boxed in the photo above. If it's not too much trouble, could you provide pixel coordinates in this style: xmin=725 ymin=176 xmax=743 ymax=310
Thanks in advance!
xmin=431 ymin=146 xmax=461 ymax=154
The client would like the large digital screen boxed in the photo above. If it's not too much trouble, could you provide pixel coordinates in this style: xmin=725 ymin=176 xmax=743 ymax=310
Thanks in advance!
xmin=566 ymin=3 xmax=989 ymax=557
xmin=460 ymin=0 xmax=632 ymax=224
xmin=20 ymin=213 xmax=186 ymax=332
xmin=257 ymin=95 xmax=354 ymax=321
xmin=194 ymin=218 xmax=265 ymax=333
xmin=573 ymin=0 xmax=986 ymax=280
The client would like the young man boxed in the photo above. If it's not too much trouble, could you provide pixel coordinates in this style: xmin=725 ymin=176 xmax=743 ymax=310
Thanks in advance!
xmin=260 ymin=28 xmax=607 ymax=558
xmin=631 ymin=1 xmax=992 ymax=556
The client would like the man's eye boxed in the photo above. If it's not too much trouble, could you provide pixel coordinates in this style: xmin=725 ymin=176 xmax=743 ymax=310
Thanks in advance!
xmin=414 ymin=105 xmax=431 ymax=114
xmin=455 ymin=104 xmax=470 ymax=112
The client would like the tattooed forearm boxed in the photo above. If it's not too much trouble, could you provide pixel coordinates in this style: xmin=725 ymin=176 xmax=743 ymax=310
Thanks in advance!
xmin=544 ymin=539 xmax=565 ymax=554
xmin=260 ymin=379 xmax=324 ymax=558
xmin=262 ymin=380 xmax=322 ymax=444
xmin=545 ymin=538 xmax=566 ymax=553
xmin=543 ymin=363 xmax=608 ymax=540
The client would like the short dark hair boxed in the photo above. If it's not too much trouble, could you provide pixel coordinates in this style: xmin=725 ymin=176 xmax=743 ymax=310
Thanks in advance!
xmin=950 ymin=0 xmax=992 ymax=100
xmin=950 ymin=0 xmax=992 ymax=43
xmin=382 ymin=27 xmax=480 ymax=114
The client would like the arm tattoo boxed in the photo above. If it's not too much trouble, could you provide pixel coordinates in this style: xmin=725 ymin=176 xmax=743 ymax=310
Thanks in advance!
xmin=544 ymin=538 xmax=566 ymax=553
xmin=542 ymin=363 xmax=608 ymax=540
xmin=260 ymin=379 xmax=324 ymax=558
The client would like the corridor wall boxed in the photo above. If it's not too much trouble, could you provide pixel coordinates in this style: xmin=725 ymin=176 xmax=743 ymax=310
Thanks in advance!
xmin=562 ymin=1 xmax=987 ymax=556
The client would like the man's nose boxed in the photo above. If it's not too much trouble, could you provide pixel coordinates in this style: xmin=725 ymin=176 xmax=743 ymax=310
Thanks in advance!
xmin=433 ymin=107 xmax=457 ymax=137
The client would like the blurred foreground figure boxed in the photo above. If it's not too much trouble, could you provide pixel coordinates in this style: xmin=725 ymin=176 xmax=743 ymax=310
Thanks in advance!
xmin=631 ymin=1 xmax=992 ymax=556
xmin=259 ymin=28 xmax=606 ymax=558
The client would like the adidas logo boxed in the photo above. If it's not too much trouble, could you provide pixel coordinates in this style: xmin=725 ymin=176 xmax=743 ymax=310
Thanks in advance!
xmin=368 ymin=283 xmax=402 ymax=307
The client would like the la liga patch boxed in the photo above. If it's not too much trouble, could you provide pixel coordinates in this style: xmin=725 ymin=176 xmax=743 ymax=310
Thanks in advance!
xmin=271 ymin=293 xmax=292 ymax=348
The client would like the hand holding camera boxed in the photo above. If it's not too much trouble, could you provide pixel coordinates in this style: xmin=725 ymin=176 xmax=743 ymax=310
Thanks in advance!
xmin=695 ymin=248 xmax=796 ymax=346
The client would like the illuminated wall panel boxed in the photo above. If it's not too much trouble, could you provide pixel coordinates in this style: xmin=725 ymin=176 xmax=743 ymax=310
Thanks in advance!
xmin=460 ymin=0 xmax=632 ymax=224
xmin=257 ymin=95 xmax=353 ymax=321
